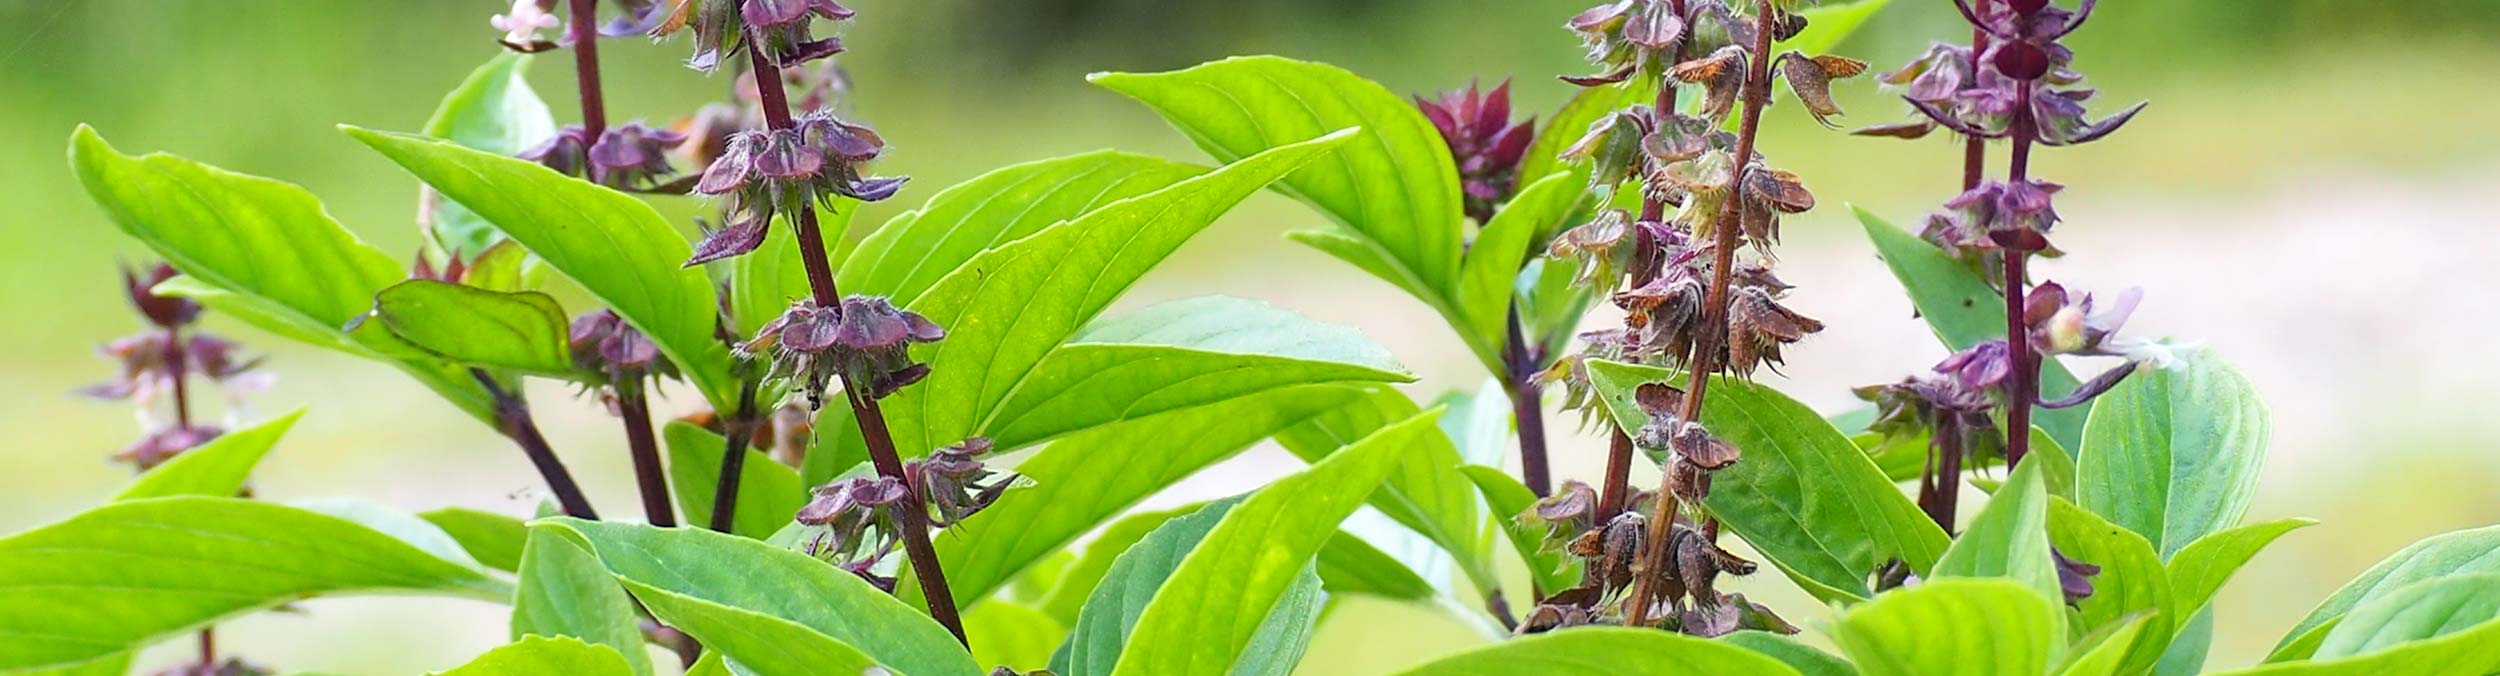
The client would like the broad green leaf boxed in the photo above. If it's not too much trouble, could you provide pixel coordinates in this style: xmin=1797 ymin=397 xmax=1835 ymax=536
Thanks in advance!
xmin=69 ymin=127 xmax=496 ymax=423
xmin=1274 ymin=385 xmax=1494 ymax=596
xmin=982 ymin=295 xmax=1413 ymax=449
xmin=461 ymin=240 xmax=537 ymax=293
xmin=1584 ymin=360 xmax=1949 ymax=602
xmin=728 ymin=202 xmax=854 ymax=338
xmin=345 ymin=127 xmax=740 ymax=411
xmin=13 ymin=652 xmax=130 ymax=676
xmin=966 ymin=601 xmax=1064 ymax=674
xmin=1934 ymin=455 xmax=2061 ymax=605
xmin=1283 ymin=228 xmax=1437 ymax=305
xmin=537 ymin=519 xmax=981 ymax=676
xmin=2216 ymin=575 xmax=2500 ymax=676
xmin=0 ymin=497 xmax=508 ymax=671
xmin=1453 ymin=172 xmax=1578 ymax=364
xmin=367 ymin=280 xmax=577 ymax=377
xmin=1519 ymin=256 xmax=1598 ymax=360
xmin=513 ymin=529 xmax=651 ymax=676
xmin=2077 ymin=349 xmax=2269 ymax=557
xmin=1058 ymin=500 xmax=1240 ymax=676
xmin=1109 ymin=412 xmax=1434 ymax=676
xmin=924 ymin=386 xmax=1362 ymax=610
xmin=2166 ymin=519 xmax=2315 ymax=631
xmin=1094 ymin=56 xmax=1463 ymax=299
xmin=841 ymin=151 xmax=1205 ymax=306
xmin=2270 ymin=525 xmax=2500 ymax=661
xmin=1039 ymin=507 xmax=1198 ymax=625
xmin=1234 ymin=567 xmax=1326 ymax=676
xmin=113 ymin=409 xmax=302 ymax=501
xmin=1316 ymin=531 xmax=1437 ymax=601
xmin=1853 ymin=206 xmax=2085 ymax=450
xmin=1833 ymin=579 xmax=2059 ymax=676
xmin=432 ymin=636 xmax=634 ymax=676
xmin=883 ymin=130 xmax=1354 ymax=459
xmin=2058 ymin=613 xmax=2156 ymax=676
xmin=1387 ymin=627 xmax=1803 ymax=675
xmin=663 ymin=422 xmax=804 ymax=540
xmin=2046 ymin=497 xmax=2171 ymax=675
xmin=1782 ymin=0 xmax=1893 ymax=56
xmin=291 ymin=497 xmax=491 ymax=570
xmin=1459 ymin=465 xmax=1581 ymax=597
xmin=684 ymin=652 xmax=731 ymax=676
xmin=420 ymin=52 xmax=557 ymax=256
xmin=422 ymin=507 xmax=530 ymax=573
xmin=1434 ymin=381 xmax=1515 ymax=467
xmin=1724 ymin=631 xmax=1858 ymax=676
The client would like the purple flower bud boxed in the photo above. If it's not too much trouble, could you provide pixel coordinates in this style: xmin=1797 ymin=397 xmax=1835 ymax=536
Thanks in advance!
xmin=117 ymin=425 xmax=224 ymax=471
xmin=569 ymin=309 xmax=672 ymax=378
xmin=1417 ymin=80 xmax=1536 ymax=224
xmin=586 ymin=122 xmax=686 ymax=189
xmin=518 ymin=126 xmax=594 ymax=178
xmin=1936 ymin=339 xmax=2014 ymax=391
xmin=739 ymin=295 xmax=943 ymax=409
xmin=121 ymin=263 xmax=198 ymax=329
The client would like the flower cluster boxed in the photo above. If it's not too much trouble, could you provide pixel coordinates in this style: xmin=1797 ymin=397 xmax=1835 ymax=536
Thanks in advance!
xmin=659 ymin=0 xmax=854 ymax=72
xmin=493 ymin=0 xmax=669 ymax=52
xmin=792 ymin=438 xmax=1016 ymax=588
xmin=684 ymin=111 xmax=906 ymax=265
xmin=1416 ymin=81 xmax=1535 ymax=224
xmin=738 ymin=295 xmax=943 ymax=410
xmin=519 ymin=122 xmax=689 ymax=191
xmin=569 ymin=309 xmax=676 ymax=382
xmin=1858 ymin=0 xmax=2140 ymax=145
xmin=82 ymin=264 xmax=267 ymax=470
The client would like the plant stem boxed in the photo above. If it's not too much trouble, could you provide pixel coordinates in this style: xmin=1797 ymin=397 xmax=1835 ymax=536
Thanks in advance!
xmin=198 ymin=628 xmax=214 ymax=666
xmin=1625 ymin=0 xmax=1776 ymax=628
xmin=1961 ymin=0 xmax=1990 ymax=191
xmin=168 ymin=325 xmax=219 ymax=664
xmin=1926 ymin=0 xmax=1992 ymax=534
xmin=2002 ymin=83 xmax=2038 ymax=469
xmin=743 ymin=43 xmax=969 ymax=646
xmin=617 ymin=382 xmax=675 ymax=527
xmin=1593 ymin=0 xmax=1689 ymax=524
xmin=565 ymin=0 xmax=607 ymax=142
xmin=708 ymin=379 xmax=762 ymax=532
xmin=1502 ymin=309 xmax=1552 ymax=497
xmin=475 ymin=369 xmax=599 ymax=519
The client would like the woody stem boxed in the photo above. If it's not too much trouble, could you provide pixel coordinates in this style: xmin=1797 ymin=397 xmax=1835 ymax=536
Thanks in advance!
xmin=744 ymin=42 xmax=968 ymax=646
xmin=1625 ymin=0 xmax=1775 ymax=628
xmin=617 ymin=381 xmax=675 ymax=527
xmin=1593 ymin=0 xmax=1692 ymax=526
xmin=2002 ymin=83 xmax=2039 ymax=469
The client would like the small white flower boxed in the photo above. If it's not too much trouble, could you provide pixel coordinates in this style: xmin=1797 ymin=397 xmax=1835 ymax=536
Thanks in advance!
xmin=2114 ymin=337 xmax=2199 ymax=372
xmin=491 ymin=0 xmax=561 ymax=44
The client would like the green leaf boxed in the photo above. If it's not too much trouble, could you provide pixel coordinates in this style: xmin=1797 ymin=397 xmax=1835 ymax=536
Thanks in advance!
xmin=923 ymin=386 xmax=1362 ymax=610
xmin=2216 ymin=575 xmax=2500 ymax=676
xmin=1057 ymin=500 xmax=1239 ymax=676
xmin=1316 ymin=531 xmax=1437 ymax=601
xmin=966 ymin=601 xmax=1065 ymax=674
xmin=12 ymin=652 xmax=131 ymax=676
xmin=69 ymin=126 xmax=497 ymax=423
xmin=432 ymin=636 xmax=635 ymax=676
xmin=728 ymin=202 xmax=855 ymax=339
xmin=1853 ymin=206 xmax=2085 ymax=451
xmin=2166 ymin=518 xmax=2314 ymax=630
xmin=1274 ymin=385 xmax=1495 ymax=597
xmin=420 ymin=52 xmax=557 ymax=256
xmin=0 ymin=497 xmax=508 ymax=671
xmin=1039 ymin=506 xmax=1198 ymax=625
xmin=1833 ymin=579 xmax=2060 ymax=676
xmin=1453 ymin=172 xmax=1579 ymax=362
xmin=1108 ymin=412 xmax=1435 ymax=676
xmin=2270 ymin=525 xmax=2500 ymax=661
xmin=2057 ymin=613 xmax=2157 ymax=676
xmin=113 ymin=409 xmax=302 ymax=501
xmin=1584 ymin=359 xmax=1949 ymax=603
xmin=841 ymin=151 xmax=1205 ymax=307
xmin=367 ymin=280 xmax=577 ymax=377
xmin=1387 ymin=627 xmax=1804 ymax=675
xmin=1094 ymin=56 xmax=1463 ymax=300
xmin=537 ymin=519 xmax=981 ymax=676
xmin=2077 ymin=349 xmax=2269 ymax=557
xmin=982 ymin=295 xmax=1413 ymax=449
xmin=1233 ymin=567 xmax=1326 ymax=676
xmin=663 ymin=422 xmax=804 ymax=540
xmin=513 ymin=529 xmax=651 ymax=676
xmin=1723 ymin=631 xmax=1858 ymax=676
xmin=1459 ymin=465 xmax=1581 ymax=598
xmin=1782 ymin=0 xmax=1893 ymax=55
xmin=422 ymin=507 xmax=530 ymax=573
xmin=2046 ymin=497 xmax=2172 ymax=676
xmin=684 ymin=652 xmax=732 ymax=676
xmin=344 ymin=127 xmax=741 ymax=411
xmin=879 ymin=130 xmax=1355 ymax=459
xmin=1933 ymin=455 xmax=2061 ymax=605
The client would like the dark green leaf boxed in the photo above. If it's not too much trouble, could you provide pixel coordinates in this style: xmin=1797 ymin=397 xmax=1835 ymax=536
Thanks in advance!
xmin=1584 ymin=359 xmax=1949 ymax=602
xmin=1724 ymin=631 xmax=1858 ymax=676
xmin=1316 ymin=531 xmax=1437 ymax=601
xmin=1057 ymin=500 xmax=1240 ymax=676
xmin=664 ymin=422 xmax=804 ymax=540
xmin=2077 ymin=349 xmax=2269 ymax=557
xmin=0 ymin=497 xmax=508 ymax=671
xmin=344 ymin=127 xmax=741 ymax=411
xmin=1039 ymin=506 xmax=1199 ymax=625
xmin=513 ymin=529 xmax=651 ymax=676
xmin=113 ymin=409 xmax=302 ymax=501
xmin=1853 ymin=206 xmax=2085 ymax=451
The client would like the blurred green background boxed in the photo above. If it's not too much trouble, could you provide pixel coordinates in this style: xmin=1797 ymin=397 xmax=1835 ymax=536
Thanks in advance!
xmin=5 ymin=0 xmax=2499 ymax=673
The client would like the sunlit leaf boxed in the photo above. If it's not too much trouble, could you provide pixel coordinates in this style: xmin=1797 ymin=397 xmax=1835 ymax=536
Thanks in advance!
xmin=367 ymin=280 xmax=577 ymax=378
xmin=2269 ymin=525 xmax=2500 ymax=662
xmin=1387 ymin=627 xmax=1804 ymax=675
xmin=113 ymin=409 xmax=302 ymax=501
xmin=419 ymin=52 xmax=558 ymax=256
xmin=1833 ymin=579 xmax=2059 ymax=676
xmin=664 ymin=422 xmax=804 ymax=541
xmin=431 ymin=636 xmax=634 ymax=676
xmin=841 ymin=151 xmax=1204 ymax=307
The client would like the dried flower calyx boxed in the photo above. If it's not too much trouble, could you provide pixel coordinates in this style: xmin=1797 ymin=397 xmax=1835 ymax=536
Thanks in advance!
xmin=686 ymin=111 xmax=905 ymax=265
xmin=908 ymin=437 xmax=1020 ymax=526
xmin=741 ymin=295 xmax=944 ymax=409
xmin=794 ymin=474 xmax=909 ymax=589
xmin=569 ymin=309 xmax=676 ymax=380
xmin=1417 ymin=81 xmax=1535 ymax=224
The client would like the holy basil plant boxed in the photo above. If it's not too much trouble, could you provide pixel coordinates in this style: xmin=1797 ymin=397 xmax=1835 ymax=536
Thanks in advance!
xmin=13 ymin=1 xmax=2499 ymax=675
